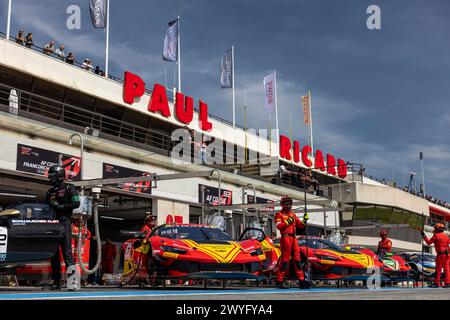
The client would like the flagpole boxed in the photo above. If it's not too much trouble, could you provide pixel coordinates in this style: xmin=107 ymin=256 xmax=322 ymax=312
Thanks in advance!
xmin=6 ymin=0 xmax=12 ymax=40
xmin=289 ymin=111 xmax=293 ymax=143
xmin=244 ymin=91 xmax=248 ymax=161
xmin=177 ymin=16 xmax=181 ymax=92
xmin=232 ymin=45 xmax=236 ymax=127
xmin=308 ymin=90 xmax=314 ymax=154
xmin=105 ymin=0 xmax=110 ymax=78
xmin=274 ymin=71 xmax=280 ymax=151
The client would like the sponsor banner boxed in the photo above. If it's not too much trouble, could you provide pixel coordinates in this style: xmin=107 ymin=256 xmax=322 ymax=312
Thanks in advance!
xmin=247 ymin=195 xmax=275 ymax=212
xmin=102 ymin=163 xmax=152 ymax=194
xmin=220 ymin=49 xmax=233 ymax=89
xmin=163 ymin=19 xmax=178 ymax=62
xmin=198 ymin=184 xmax=232 ymax=205
xmin=301 ymin=94 xmax=310 ymax=125
xmin=16 ymin=144 xmax=81 ymax=181
xmin=89 ymin=0 xmax=107 ymax=28
xmin=263 ymin=72 xmax=276 ymax=113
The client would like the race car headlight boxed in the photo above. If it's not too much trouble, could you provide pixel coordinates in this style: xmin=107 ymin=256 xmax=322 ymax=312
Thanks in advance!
xmin=250 ymin=248 xmax=264 ymax=256
xmin=160 ymin=246 xmax=187 ymax=254
xmin=316 ymin=254 xmax=339 ymax=261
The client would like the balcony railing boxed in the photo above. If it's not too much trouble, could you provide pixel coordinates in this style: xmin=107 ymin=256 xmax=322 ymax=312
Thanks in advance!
xmin=0 ymin=82 xmax=297 ymax=192
xmin=0 ymin=33 xmax=257 ymax=134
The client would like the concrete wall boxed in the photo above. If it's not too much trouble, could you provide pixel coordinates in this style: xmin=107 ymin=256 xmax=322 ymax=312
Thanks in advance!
xmin=153 ymin=199 xmax=190 ymax=225
xmin=348 ymin=235 xmax=422 ymax=252
xmin=331 ymin=182 xmax=430 ymax=216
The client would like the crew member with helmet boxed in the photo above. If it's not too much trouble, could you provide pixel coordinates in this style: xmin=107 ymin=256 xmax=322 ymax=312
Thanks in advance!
xmin=421 ymin=223 xmax=450 ymax=288
xmin=141 ymin=212 xmax=156 ymax=235
xmin=377 ymin=229 xmax=392 ymax=257
xmin=275 ymin=195 xmax=309 ymax=289
xmin=46 ymin=164 xmax=80 ymax=290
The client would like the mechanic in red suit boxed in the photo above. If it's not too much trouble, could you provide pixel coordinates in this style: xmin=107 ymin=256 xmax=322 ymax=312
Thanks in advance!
xmin=275 ymin=195 xmax=309 ymax=289
xmin=377 ymin=229 xmax=392 ymax=257
xmin=422 ymin=223 xmax=450 ymax=288
xmin=101 ymin=237 xmax=117 ymax=274
xmin=141 ymin=213 xmax=157 ymax=235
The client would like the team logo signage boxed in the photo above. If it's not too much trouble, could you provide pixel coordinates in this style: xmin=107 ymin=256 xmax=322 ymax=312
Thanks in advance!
xmin=123 ymin=71 xmax=213 ymax=132
xmin=246 ymin=195 xmax=274 ymax=212
xmin=102 ymin=163 xmax=152 ymax=194
xmin=16 ymin=144 xmax=81 ymax=180
xmin=199 ymin=184 xmax=232 ymax=205
xmin=279 ymin=135 xmax=348 ymax=178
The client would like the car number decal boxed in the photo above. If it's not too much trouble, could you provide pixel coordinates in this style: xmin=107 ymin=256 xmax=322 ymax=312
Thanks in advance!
xmin=0 ymin=227 xmax=8 ymax=262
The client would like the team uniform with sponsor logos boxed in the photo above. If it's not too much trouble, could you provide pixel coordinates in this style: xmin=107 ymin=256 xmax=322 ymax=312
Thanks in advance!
xmin=275 ymin=210 xmax=305 ymax=282
xmin=141 ymin=224 xmax=153 ymax=235
xmin=46 ymin=182 xmax=80 ymax=283
xmin=102 ymin=241 xmax=117 ymax=274
xmin=377 ymin=238 xmax=392 ymax=256
xmin=423 ymin=232 xmax=450 ymax=285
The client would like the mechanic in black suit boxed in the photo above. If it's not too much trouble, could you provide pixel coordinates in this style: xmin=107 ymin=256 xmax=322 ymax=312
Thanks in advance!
xmin=46 ymin=165 xmax=80 ymax=290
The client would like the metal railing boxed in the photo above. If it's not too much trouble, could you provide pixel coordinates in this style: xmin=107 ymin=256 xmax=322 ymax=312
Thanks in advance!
xmin=0 ymin=83 xmax=173 ymax=155
xmin=0 ymin=33 xmax=257 ymax=135
xmin=0 ymin=83 xmax=276 ymax=183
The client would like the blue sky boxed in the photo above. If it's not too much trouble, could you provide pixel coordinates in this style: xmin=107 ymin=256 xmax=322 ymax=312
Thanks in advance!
xmin=1 ymin=0 xmax=450 ymax=202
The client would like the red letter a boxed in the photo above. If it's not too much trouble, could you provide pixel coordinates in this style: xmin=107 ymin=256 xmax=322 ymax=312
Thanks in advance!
xmin=148 ymin=84 xmax=171 ymax=117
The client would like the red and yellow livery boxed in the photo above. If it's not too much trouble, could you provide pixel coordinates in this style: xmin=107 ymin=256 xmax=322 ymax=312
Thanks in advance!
xmin=121 ymin=224 xmax=265 ymax=284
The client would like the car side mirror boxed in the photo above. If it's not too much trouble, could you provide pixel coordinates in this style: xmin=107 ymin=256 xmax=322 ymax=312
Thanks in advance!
xmin=0 ymin=209 xmax=20 ymax=220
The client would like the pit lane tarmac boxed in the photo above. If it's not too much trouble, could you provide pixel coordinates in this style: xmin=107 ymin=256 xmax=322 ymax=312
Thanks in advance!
xmin=0 ymin=286 xmax=449 ymax=300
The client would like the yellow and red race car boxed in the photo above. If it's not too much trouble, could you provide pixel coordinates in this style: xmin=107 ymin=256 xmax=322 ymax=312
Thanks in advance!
xmin=298 ymin=236 xmax=385 ymax=281
xmin=340 ymin=244 xmax=412 ymax=281
xmin=120 ymin=224 xmax=266 ymax=285
xmin=264 ymin=235 xmax=385 ymax=281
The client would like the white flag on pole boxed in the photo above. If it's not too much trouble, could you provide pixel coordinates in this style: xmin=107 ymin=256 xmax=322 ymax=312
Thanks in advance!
xmin=263 ymin=72 xmax=276 ymax=113
xmin=89 ymin=0 xmax=107 ymax=28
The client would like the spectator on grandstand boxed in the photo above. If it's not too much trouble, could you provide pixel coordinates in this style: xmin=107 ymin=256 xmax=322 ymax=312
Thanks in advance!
xmin=199 ymin=136 xmax=208 ymax=164
xmin=65 ymin=52 xmax=75 ymax=65
xmin=277 ymin=164 xmax=289 ymax=185
xmin=305 ymin=170 xmax=319 ymax=194
xmin=25 ymin=33 xmax=33 ymax=48
xmin=94 ymin=66 xmax=105 ymax=76
xmin=55 ymin=44 xmax=65 ymax=61
xmin=15 ymin=29 xmax=25 ymax=45
xmin=82 ymin=58 xmax=94 ymax=71
xmin=42 ymin=40 xmax=55 ymax=55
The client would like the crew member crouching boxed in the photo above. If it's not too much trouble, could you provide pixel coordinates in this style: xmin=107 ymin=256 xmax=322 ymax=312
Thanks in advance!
xmin=275 ymin=195 xmax=309 ymax=289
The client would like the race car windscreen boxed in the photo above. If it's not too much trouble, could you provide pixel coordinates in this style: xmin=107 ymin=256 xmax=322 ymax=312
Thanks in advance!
xmin=155 ymin=226 xmax=232 ymax=242
xmin=298 ymin=238 xmax=349 ymax=253
xmin=408 ymin=253 xmax=435 ymax=263
xmin=6 ymin=202 xmax=55 ymax=219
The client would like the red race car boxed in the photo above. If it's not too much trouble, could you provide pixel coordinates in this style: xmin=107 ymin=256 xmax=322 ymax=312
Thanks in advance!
xmin=120 ymin=224 xmax=266 ymax=285
xmin=269 ymin=236 xmax=385 ymax=281
xmin=341 ymin=244 xmax=412 ymax=281
xmin=239 ymin=229 xmax=384 ymax=283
